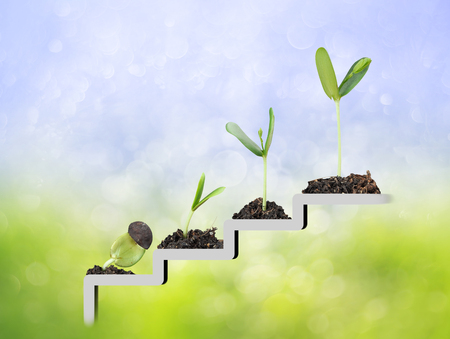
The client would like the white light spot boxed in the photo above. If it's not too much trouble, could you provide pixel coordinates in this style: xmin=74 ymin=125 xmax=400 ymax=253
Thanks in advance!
xmin=128 ymin=64 xmax=146 ymax=77
xmin=309 ymin=258 xmax=334 ymax=281
xmin=253 ymin=58 xmax=273 ymax=77
xmin=26 ymin=262 xmax=50 ymax=286
xmin=0 ymin=113 xmax=7 ymax=129
xmin=53 ymin=1 xmax=71 ymax=17
xmin=287 ymin=22 xmax=317 ymax=50
xmin=164 ymin=16 xmax=175 ymax=27
xmin=102 ymin=175 xmax=133 ymax=205
xmin=411 ymin=107 xmax=423 ymax=123
xmin=214 ymin=293 xmax=236 ymax=314
xmin=380 ymin=93 xmax=393 ymax=105
xmin=249 ymin=0 xmax=275 ymax=14
xmin=2 ymin=73 xmax=16 ymax=87
xmin=27 ymin=107 xmax=39 ymax=125
xmin=48 ymin=39 xmax=63 ymax=53
xmin=364 ymin=298 xmax=388 ymax=321
xmin=98 ymin=35 xmax=120 ymax=55
xmin=308 ymin=209 xmax=330 ymax=234
xmin=308 ymin=313 xmax=329 ymax=334
xmin=428 ymin=291 xmax=448 ymax=312
xmin=58 ymin=289 xmax=78 ymax=311
xmin=91 ymin=203 xmax=122 ymax=231
xmin=209 ymin=150 xmax=247 ymax=187
xmin=24 ymin=301 xmax=47 ymax=323
xmin=165 ymin=36 xmax=189 ymax=59
xmin=288 ymin=266 xmax=315 ymax=295
xmin=46 ymin=248 xmax=70 ymax=272
xmin=321 ymin=275 xmax=346 ymax=298
xmin=0 ymin=211 xmax=8 ymax=234
xmin=18 ymin=195 xmax=41 ymax=212
xmin=294 ymin=72 xmax=314 ymax=92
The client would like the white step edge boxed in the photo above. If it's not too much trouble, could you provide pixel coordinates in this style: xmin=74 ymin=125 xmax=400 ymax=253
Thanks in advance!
xmin=84 ymin=193 xmax=391 ymax=325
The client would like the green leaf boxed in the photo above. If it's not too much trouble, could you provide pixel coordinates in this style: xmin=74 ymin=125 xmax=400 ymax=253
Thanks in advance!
xmin=226 ymin=122 xmax=263 ymax=157
xmin=110 ymin=232 xmax=145 ymax=267
xmin=193 ymin=186 xmax=225 ymax=211
xmin=258 ymin=128 xmax=264 ymax=150
xmin=338 ymin=57 xmax=371 ymax=97
xmin=315 ymin=47 xmax=339 ymax=100
xmin=191 ymin=173 xmax=205 ymax=211
xmin=264 ymin=107 xmax=275 ymax=155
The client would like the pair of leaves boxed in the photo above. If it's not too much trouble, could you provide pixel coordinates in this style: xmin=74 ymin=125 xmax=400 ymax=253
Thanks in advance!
xmin=191 ymin=173 xmax=225 ymax=212
xmin=315 ymin=47 xmax=371 ymax=101
xmin=110 ymin=232 xmax=146 ymax=267
xmin=225 ymin=107 xmax=275 ymax=157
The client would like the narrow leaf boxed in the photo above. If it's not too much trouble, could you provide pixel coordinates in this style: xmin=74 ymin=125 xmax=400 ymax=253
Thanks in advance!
xmin=264 ymin=107 xmax=275 ymax=155
xmin=191 ymin=173 xmax=205 ymax=211
xmin=193 ymin=186 xmax=225 ymax=211
xmin=315 ymin=47 xmax=339 ymax=100
xmin=226 ymin=122 xmax=263 ymax=157
xmin=338 ymin=57 xmax=371 ymax=97
xmin=258 ymin=128 xmax=264 ymax=150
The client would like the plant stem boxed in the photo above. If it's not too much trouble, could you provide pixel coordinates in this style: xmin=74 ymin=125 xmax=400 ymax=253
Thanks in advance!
xmin=335 ymin=99 xmax=341 ymax=177
xmin=262 ymin=155 xmax=267 ymax=211
xmin=183 ymin=209 xmax=195 ymax=238
xmin=102 ymin=258 xmax=115 ymax=270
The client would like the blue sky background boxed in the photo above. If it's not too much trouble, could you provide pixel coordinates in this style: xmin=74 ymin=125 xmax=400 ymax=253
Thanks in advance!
xmin=1 ymin=0 xmax=450 ymax=337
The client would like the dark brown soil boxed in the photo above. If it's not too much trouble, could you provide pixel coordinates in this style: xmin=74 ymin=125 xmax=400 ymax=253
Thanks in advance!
xmin=232 ymin=197 xmax=291 ymax=219
xmin=302 ymin=170 xmax=381 ymax=194
xmin=157 ymin=227 xmax=224 ymax=249
xmin=86 ymin=265 xmax=135 ymax=275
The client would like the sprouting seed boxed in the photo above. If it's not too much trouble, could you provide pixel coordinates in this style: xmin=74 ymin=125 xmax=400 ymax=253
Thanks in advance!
xmin=315 ymin=47 xmax=371 ymax=176
xmin=226 ymin=108 xmax=274 ymax=211
xmin=102 ymin=221 xmax=153 ymax=270
xmin=183 ymin=173 xmax=225 ymax=239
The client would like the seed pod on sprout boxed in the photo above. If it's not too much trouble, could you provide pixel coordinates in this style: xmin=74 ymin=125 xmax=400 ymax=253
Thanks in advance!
xmin=102 ymin=221 xmax=153 ymax=270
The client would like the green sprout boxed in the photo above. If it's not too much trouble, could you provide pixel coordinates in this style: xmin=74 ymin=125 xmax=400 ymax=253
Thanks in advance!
xmin=183 ymin=173 xmax=225 ymax=238
xmin=102 ymin=221 xmax=153 ymax=270
xmin=226 ymin=108 xmax=275 ymax=211
xmin=315 ymin=47 xmax=371 ymax=177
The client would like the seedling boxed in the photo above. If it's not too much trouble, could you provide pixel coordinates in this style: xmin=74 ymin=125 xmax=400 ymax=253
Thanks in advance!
xmin=102 ymin=221 xmax=153 ymax=270
xmin=183 ymin=173 xmax=225 ymax=238
xmin=315 ymin=47 xmax=371 ymax=177
xmin=226 ymin=108 xmax=274 ymax=211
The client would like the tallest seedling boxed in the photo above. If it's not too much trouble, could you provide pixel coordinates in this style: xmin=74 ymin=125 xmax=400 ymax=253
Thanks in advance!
xmin=315 ymin=47 xmax=371 ymax=176
xmin=226 ymin=108 xmax=275 ymax=211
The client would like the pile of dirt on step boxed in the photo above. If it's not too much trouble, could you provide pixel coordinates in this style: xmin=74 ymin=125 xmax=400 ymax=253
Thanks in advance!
xmin=157 ymin=227 xmax=223 ymax=249
xmin=86 ymin=265 xmax=135 ymax=275
xmin=232 ymin=197 xmax=291 ymax=219
xmin=302 ymin=170 xmax=381 ymax=194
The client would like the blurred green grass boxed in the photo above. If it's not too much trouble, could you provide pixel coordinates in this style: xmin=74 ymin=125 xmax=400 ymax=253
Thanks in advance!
xmin=1 ymin=191 xmax=449 ymax=339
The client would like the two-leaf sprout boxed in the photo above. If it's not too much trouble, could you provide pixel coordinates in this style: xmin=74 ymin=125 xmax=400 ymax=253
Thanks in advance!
xmin=226 ymin=108 xmax=275 ymax=211
xmin=315 ymin=47 xmax=371 ymax=177
xmin=183 ymin=173 xmax=225 ymax=238
xmin=102 ymin=221 xmax=153 ymax=270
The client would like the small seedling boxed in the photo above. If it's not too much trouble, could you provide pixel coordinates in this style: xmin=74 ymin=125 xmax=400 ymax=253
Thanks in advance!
xmin=183 ymin=173 xmax=225 ymax=238
xmin=102 ymin=221 xmax=153 ymax=270
xmin=226 ymin=108 xmax=274 ymax=211
xmin=315 ymin=47 xmax=371 ymax=176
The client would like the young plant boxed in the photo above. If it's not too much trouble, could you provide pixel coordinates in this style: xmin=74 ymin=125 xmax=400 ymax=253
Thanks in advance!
xmin=315 ymin=47 xmax=371 ymax=177
xmin=102 ymin=221 xmax=153 ymax=270
xmin=183 ymin=173 xmax=225 ymax=238
xmin=226 ymin=108 xmax=274 ymax=211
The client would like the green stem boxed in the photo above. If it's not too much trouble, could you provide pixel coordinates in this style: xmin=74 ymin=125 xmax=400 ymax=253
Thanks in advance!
xmin=262 ymin=155 xmax=267 ymax=211
xmin=335 ymin=99 xmax=341 ymax=177
xmin=183 ymin=209 xmax=195 ymax=238
xmin=102 ymin=258 xmax=115 ymax=270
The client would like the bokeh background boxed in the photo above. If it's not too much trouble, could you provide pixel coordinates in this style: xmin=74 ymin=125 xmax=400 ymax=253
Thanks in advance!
xmin=1 ymin=0 xmax=450 ymax=337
